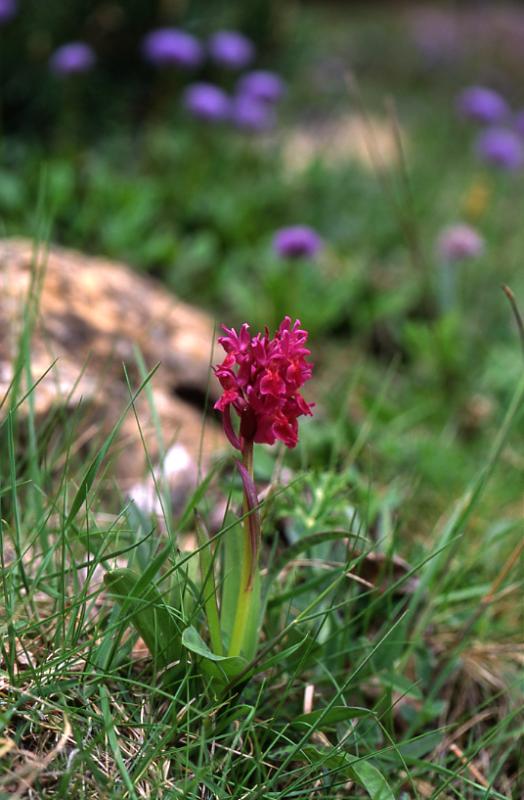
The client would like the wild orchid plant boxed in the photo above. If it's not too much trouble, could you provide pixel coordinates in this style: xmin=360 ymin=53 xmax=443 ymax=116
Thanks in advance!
xmin=104 ymin=317 xmax=313 ymax=690
xmin=211 ymin=317 xmax=313 ymax=660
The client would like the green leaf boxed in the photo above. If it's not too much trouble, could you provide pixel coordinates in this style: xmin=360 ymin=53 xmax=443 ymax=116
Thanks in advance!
xmin=302 ymin=746 xmax=395 ymax=800
xmin=220 ymin=514 xmax=244 ymax=645
xmin=395 ymin=730 xmax=443 ymax=759
xmin=182 ymin=625 xmax=234 ymax=662
xmin=276 ymin=628 xmax=323 ymax=672
xmin=237 ymin=569 xmax=261 ymax=662
xmin=104 ymin=567 xmax=181 ymax=668
xmin=266 ymin=529 xmax=357 ymax=588
xmin=181 ymin=625 xmax=249 ymax=684
xmin=293 ymin=705 xmax=375 ymax=729
xmin=176 ymin=467 xmax=218 ymax=534
xmin=349 ymin=757 xmax=396 ymax=800
xmin=99 ymin=686 xmax=138 ymax=800
xmin=195 ymin=512 xmax=223 ymax=656
xmin=257 ymin=633 xmax=311 ymax=672
xmin=135 ymin=545 xmax=173 ymax=591
xmin=379 ymin=671 xmax=422 ymax=700
xmin=220 ymin=513 xmax=261 ymax=662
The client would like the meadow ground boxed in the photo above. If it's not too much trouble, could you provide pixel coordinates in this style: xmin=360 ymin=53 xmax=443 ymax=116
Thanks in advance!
xmin=1 ymin=3 xmax=524 ymax=798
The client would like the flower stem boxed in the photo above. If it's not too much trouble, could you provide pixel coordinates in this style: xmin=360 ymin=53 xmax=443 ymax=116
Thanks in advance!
xmin=228 ymin=441 xmax=257 ymax=658
xmin=439 ymin=258 xmax=456 ymax=314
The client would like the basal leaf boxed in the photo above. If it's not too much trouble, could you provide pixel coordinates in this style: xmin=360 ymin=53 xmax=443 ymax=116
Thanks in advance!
xmin=302 ymin=746 xmax=395 ymax=800
xmin=104 ymin=567 xmax=181 ymax=668
xmin=181 ymin=625 xmax=248 ymax=684
xmin=220 ymin=514 xmax=244 ymax=645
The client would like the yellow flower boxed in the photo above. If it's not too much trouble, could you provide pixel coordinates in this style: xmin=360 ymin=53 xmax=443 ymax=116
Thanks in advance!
xmin=462 ymin=180 xmax=490 ymax=220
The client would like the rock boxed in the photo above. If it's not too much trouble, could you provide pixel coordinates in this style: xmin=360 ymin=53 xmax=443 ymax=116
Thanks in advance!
xmin=127 ymin=443 xmax=199 ymax=516
xmin=0 ymin=238 xmax=224 ymax=490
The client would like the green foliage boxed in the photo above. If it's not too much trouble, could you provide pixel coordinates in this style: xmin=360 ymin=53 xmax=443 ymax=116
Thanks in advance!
xmin=2 ymin=313 xmax=523 ymax=795
xmin=181 ymin=625 xmax=248 ymax=685
xmin=104 ymin=566 xmax=182 ymax=671
xmin=2 ymin=3 xmax=524 ymax=797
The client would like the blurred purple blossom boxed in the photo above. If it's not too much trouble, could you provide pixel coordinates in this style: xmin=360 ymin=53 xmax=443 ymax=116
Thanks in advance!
xmin=142 ymin=28 xmax=203 ymax=68
xmin=410 ymin=9 xmax=460 ymax=65
xmin=208 ymin=30 xmax=255 ymax=69
xmin=273 ymin=226 xmax=323 ymax=259
xmin=476 ymin=127 xmax=524 ymax=170
xmin=231 ymin=94 xmax=275 ymax=132
xmin=410 ymin=7 xmax=524 ymax=72
xmin=183 ymin=83 xmax=231 ymax=122
xmin=237 ymin=71 xmax=286 ymax=104
xmin=0 ymin=0 xmax=16 ymax=23
xmin=49 ymin=43 xmax=96 ymax=75
xmin=457 ymin=86 xmax=509 ymax=124
xmin=437 ymin=224 xmax=485 ymax=262
xmin=514 ymin=110 xmax=524 ymax=137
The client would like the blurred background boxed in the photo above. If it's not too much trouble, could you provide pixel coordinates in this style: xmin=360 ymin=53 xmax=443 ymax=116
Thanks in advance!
xmin=3 ymin=0 xmax=524 ymax=522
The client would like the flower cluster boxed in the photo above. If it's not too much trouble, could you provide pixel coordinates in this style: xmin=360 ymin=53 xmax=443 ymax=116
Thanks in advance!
xmin=476 ymin=127 xmax=524 ymax=170
xmin=457 ymin=86 xmax=508 ymax=124
xmin=237 ymin=71 xmax=285 ymax=104
xmin=49 ymin=42 xmax=96 ymax=75
xmin=183 ymin=83 xmax=231 ymax=121
xmin=456 ymin=84 xmax=524 ymax=172
xmin=208 ymin=30 xmax=254 ymax=70
xmin=437 ymin=223 xmax=484 ymax=262
xmin=142 ymin=28 xmax=203 ymax=68
xmin=178 ymin=44 xmax=286 ymax=132
xmin=0 ymin=0 xmax=16 ymax=24
xmin=49 ymin=26 xmax=286 ymax=134
xmin=272 ymin=225 xmax=323 ymax=259
xmin=214 ymin=318 xmax=313 ymax=450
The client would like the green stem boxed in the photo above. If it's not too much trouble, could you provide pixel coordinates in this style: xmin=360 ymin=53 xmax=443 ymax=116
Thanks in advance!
xmin=439 ymin=258 xmax=455 ymax=315
xmin=228 ymin=441 xmax=256 ymax=657
xmin=195 ymin=513 xmax=223 ymax=656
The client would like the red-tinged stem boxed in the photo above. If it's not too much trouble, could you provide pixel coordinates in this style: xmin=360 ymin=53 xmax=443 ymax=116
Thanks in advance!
xmin=236 ymin=449 xmax=261 ymax=589
xmin=222 ymin=404 xmax=241 ymax=450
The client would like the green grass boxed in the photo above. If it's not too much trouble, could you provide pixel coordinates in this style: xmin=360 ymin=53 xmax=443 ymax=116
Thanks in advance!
xmin=1 ymin=288 xmax=523 ymax=796
xmin=2 ymin=4 xmax=524 ymax=797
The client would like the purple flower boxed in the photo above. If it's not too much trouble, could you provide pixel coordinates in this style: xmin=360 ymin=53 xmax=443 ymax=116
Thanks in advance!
xmin=514 ymin=110 xmax=524 ymax=137
xmin=456 ymin=86 xmax=509 ymax=124
xmin=476 ymin=127 xmax=524 ymax=170
xmin=273 ymin=226 xmax=323 ymax=259
xmin=237 ymin=70 xmax=286 ymax=104
xmin=142 ymin=28 xmax=203 ymax=68
xmin=437 ymin=224 xmax=485 ymax=262
xmin=410 ymin=10 xmax=460 ymax=65
xmin=208 ymin=30 xmax=255 ymax=69
xmin=0 ymin=0 xmax=16 ymax=23
xmin=231 ymin=94 xmax=275 ymax=132
xmin=183 ymin=83 xmax=231 ymax=122
xmin=49 ymin=43 xmax=96 ymax=75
